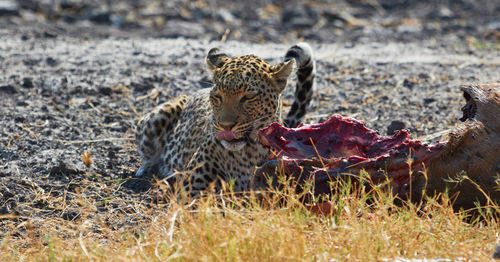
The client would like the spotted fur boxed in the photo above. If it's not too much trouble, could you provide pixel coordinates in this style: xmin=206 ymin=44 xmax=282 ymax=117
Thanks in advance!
xmin=135 ymin=43 xmax=315 ymax=196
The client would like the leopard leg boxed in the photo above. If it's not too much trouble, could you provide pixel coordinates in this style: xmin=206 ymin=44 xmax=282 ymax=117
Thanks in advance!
xmin=135 ymin=96 xmax=187 ymax=177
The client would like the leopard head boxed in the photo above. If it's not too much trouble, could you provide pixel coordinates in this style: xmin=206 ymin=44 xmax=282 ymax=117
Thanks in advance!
xmin=206 ymin=48 xmax=295 ymax=151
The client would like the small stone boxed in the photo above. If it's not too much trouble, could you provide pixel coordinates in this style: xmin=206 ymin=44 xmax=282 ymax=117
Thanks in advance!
xmin=90 ymin=12 xmax=111 ymax=24
xmin=159 ymin=20 xmax=205 ymax=38
xmin=217 ymin=9 xmax=235 ymax=23
xmin=14 ymin=116 xmax=25 ymax=122
xmin=0 ymin=0 xmax=19 ymax=16
xmin=387 ymin=120 xmax=406 ymax=135
xmin=403 ymin=78 xmax=416 ymax=89
xmin=43 ymin=31 xmax=57 ymax=38
xmin=282 ymin=5 xmax=318 ymax=29
xmin=438 ymin=6 xmax=453 ymax=19
xmin=23 ymin=58 xmax=41 ymax=67
xmin=60 ymin=0 xmax=87 ymax=11
xmin=423 ymin=98 xmax=436 ymax=105
xmin=397 ymin=24 xmax=422 ymax=33
xmin=418 ymin=73 xmax=430 ymax=79
xmin=62 ymin=210 xmax=81 ymax=221
xmin=46 ymin=57 xmax=59 ymax=67
xmin=21 ymin=77 xmax=34 ymax=88
xmin=49 ymin=160 xmax=83 ymax=176
xmin=0 ymin=85 xmax=16 ymax=94
xmin=493 ymin=243 xmax=500 ymax=259
xmin=99 ymin=86 xmax=112 ymax=96
xmin=103 ymin=115 xmax=116 ymax=123
xmin=131 ymin=81 xmax=153 ymax=92
xmin=378 ymin=0 xmax=409 ymax=10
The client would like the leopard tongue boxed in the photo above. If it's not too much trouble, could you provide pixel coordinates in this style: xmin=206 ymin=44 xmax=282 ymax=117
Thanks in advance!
xmin=217 ymin=130 xmax=238 ymax=141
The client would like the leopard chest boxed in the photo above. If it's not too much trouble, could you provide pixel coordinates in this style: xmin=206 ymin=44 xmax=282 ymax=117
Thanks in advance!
xmin=199 ymin=138 xmax=270 ymax=191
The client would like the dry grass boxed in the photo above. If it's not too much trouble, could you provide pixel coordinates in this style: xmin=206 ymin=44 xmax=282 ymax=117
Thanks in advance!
xmin=0 ymin=174 xmax=498 ymax=262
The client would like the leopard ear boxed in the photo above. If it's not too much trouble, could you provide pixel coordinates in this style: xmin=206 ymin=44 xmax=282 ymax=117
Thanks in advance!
xmin=206 ymin=48 xmax=230 ymax=72
xmin=270 ymin=59 xmax=295 ymax=92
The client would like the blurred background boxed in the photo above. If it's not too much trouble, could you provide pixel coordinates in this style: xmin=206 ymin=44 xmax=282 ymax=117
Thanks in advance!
xmin=1 ymin=0 xmax=499 ymax=45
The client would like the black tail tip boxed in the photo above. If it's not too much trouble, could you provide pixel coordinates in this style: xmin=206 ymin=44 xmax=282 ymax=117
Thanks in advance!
xmin=285 ymin=42 xmax=313 ymax=68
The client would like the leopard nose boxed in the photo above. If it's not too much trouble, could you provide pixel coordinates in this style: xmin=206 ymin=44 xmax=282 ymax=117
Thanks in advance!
xmin=220 ymin=121 xmax=235 ymax=130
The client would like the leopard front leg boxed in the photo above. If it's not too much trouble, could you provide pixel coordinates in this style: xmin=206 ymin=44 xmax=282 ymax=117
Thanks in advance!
xmin=174 ymin=145 xmax=254 ymax=197
xmin=135 ymin=97 xmax=187 ymax=177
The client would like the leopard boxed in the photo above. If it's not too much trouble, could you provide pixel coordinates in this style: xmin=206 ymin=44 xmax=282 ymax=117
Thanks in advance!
xmin=135 ymin=43 xmax=315 ymax=196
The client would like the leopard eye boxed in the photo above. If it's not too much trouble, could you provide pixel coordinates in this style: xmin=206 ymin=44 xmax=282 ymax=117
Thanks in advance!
xmin=240 ymin=91 xmax=259 ymax=103
xmin=210 ymin=94 xmax=222 ymax=106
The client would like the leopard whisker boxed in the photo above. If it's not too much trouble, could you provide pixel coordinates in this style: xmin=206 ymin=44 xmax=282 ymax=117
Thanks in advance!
xmin=241 ymin=115 xmax=273 ymax=127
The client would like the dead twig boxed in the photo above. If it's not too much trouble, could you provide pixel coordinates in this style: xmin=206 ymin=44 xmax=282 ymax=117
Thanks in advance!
xmin=25 ymin=120 xmax=49 ymax=128
xmin=16 ymin=124 xmax=38 ymax=140
xmin=51 ymin=98 xmax=65 ymax=114
xmin=136 ymin=89 xmax=160 ymax=101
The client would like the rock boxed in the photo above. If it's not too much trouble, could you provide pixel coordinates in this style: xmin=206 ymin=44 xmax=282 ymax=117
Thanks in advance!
xmin=438 ymin=6 xmax=453 ymax=19
xmin=397 ymin=24 xmax=422 ymax=33
xmin=45 ymin=57 xmax=59 ymax=67
xmin=0 ymin=186 xmax=16 ymax=215
xmin=418 ymin=72 xmax=430 ymax=79
xmin=159 ymin=20 xmax=206 ymax=39
xmin=216 ymin=9 xmax=236 ymax=23
xmin=0 ymin=146 xmax=17 ymax=162
xmin=282 ymin=5 xmax=318 ymax=29
xmin=42 ymin=77 xmax=68 ymax=92
xmin=423 ymin=98 xmax=436 ymax=105
xmin=49 ymin=160 xmax=84 ymax=177
xmin=90 ymin=12 xmax=111 ymax=24
xmin=378 ymin=0 xmax=409 ymax=10
xmin=0 ymin=0 xmax=19 ymax=16
xmin=59 ymin=0 xmax=88 ymax=12
xmin=427 ymin=6 xmax=455 ymax=20
xmin=121 ymin=177 xmax=153 ymax=193
xmin=494 ymin=243 xmax=500 ymax=259
xmin=23 ymin=58 xmax=41 ymax=67
xmin=0 ymin=186 xmax=14 ymax=198
xmin=103 ymin=115 xmax=120 ymax=123
xmin=98 ymin=86 xmax=112 ymax=96
xmin=0 ymin=85 xmax=17 ymax=94
xmin=403 ymin=78 xmax=416 ymax=89
xmin=62 ymin=210 xmax=81 ymax=221
xmin=387 ymin=120 xmax=406 ymax=135
xmin=131 ymin=81 xmax=153 ymax=92
xmin=21 ymin=77 xmax=34 ymax=88
xmin=43 ymin=31 xmax=58 ymax=38
xmin=0 ymin=167 xmax=12 ymax=177
xmin=0 ymin=203 xmax=13 ymax=215
xmin=110 ymin=14 xmax=124 ymax=27
xmin=16 ymin=101 xmax=28 ymax=106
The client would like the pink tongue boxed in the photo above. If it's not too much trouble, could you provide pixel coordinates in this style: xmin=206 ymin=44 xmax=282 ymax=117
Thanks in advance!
xmin=217 ymin=130 xmax=238 ymax=141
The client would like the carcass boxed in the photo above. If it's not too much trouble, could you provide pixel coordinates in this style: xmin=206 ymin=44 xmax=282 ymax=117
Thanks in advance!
xmin=254 ymin=83 xmax=500 ymax=209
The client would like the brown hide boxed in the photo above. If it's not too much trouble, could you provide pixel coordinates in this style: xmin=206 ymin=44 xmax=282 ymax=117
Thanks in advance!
xmin=420 ymin=83 xmax=500 ymax=209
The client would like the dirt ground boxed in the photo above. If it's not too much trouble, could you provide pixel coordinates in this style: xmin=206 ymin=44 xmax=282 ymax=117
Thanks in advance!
xmin=0 ymin=0 xmax=499 ymax=230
